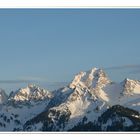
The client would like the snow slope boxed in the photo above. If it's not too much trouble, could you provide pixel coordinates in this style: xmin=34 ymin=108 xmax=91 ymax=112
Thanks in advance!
xmin=101 ymin=78 xmax=140 ymax=107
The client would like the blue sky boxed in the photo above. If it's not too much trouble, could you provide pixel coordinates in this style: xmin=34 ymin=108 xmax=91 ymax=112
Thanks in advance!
xmin=0 ymin=9 xmax=140 ymax=92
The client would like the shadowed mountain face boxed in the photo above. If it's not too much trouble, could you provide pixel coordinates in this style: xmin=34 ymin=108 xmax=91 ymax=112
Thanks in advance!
xmin=1 ymin=67 xmax=140 ymax=131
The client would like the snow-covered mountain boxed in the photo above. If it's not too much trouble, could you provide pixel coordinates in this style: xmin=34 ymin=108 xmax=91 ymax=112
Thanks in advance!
xmin=1 ymin=67 xmax=140 ymax=131
xmin=0 ymin=89 xmax=8 ymax=104
xmin=8 ymin=84 xmax=52 ymax=103
xmin=0 ymin=85 xmax=53 ymax=131
xmin=23 ymin=68 xmax=140 ymax=131
xmin=122 ymin=78 xmax=140 ymax=95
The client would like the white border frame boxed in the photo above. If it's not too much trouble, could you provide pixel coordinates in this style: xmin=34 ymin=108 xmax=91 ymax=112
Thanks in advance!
xmin=0 ymin=0 xmax=140 ymax=139
xmin=0 ymin=0 xmax=140 ymax=8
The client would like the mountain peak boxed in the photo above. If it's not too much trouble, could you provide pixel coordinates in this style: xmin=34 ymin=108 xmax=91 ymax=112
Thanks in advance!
xmin=124 ymin=78 xmax=134 ymax=82
xmin=27 ymin=84 xmax=36 ymax=89
xmin=122 ymin=78 xmax=140 ymax=95
xmin=69 ymin=67 xmax=110 ymax=89
xmin=8 ymin=84 xmax=52 ymax=102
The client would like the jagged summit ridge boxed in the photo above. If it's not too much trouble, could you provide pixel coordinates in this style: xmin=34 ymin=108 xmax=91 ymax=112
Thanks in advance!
xmin=122 ymin=78 xmax=140 ymax=95
xmin=69 ymin=68 xmax=110 ymax=89
xmin=8 ymin=84 xmax=53 ymax=102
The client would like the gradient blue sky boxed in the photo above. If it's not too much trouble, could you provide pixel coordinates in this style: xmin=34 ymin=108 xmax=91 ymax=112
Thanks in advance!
xmin=0 ymin=9 xmax=140 ymax=92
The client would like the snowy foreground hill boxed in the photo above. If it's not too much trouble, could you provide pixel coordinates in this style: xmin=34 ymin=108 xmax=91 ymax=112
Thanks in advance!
xmin=1 ymin=68 xmax=140 ymax=131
